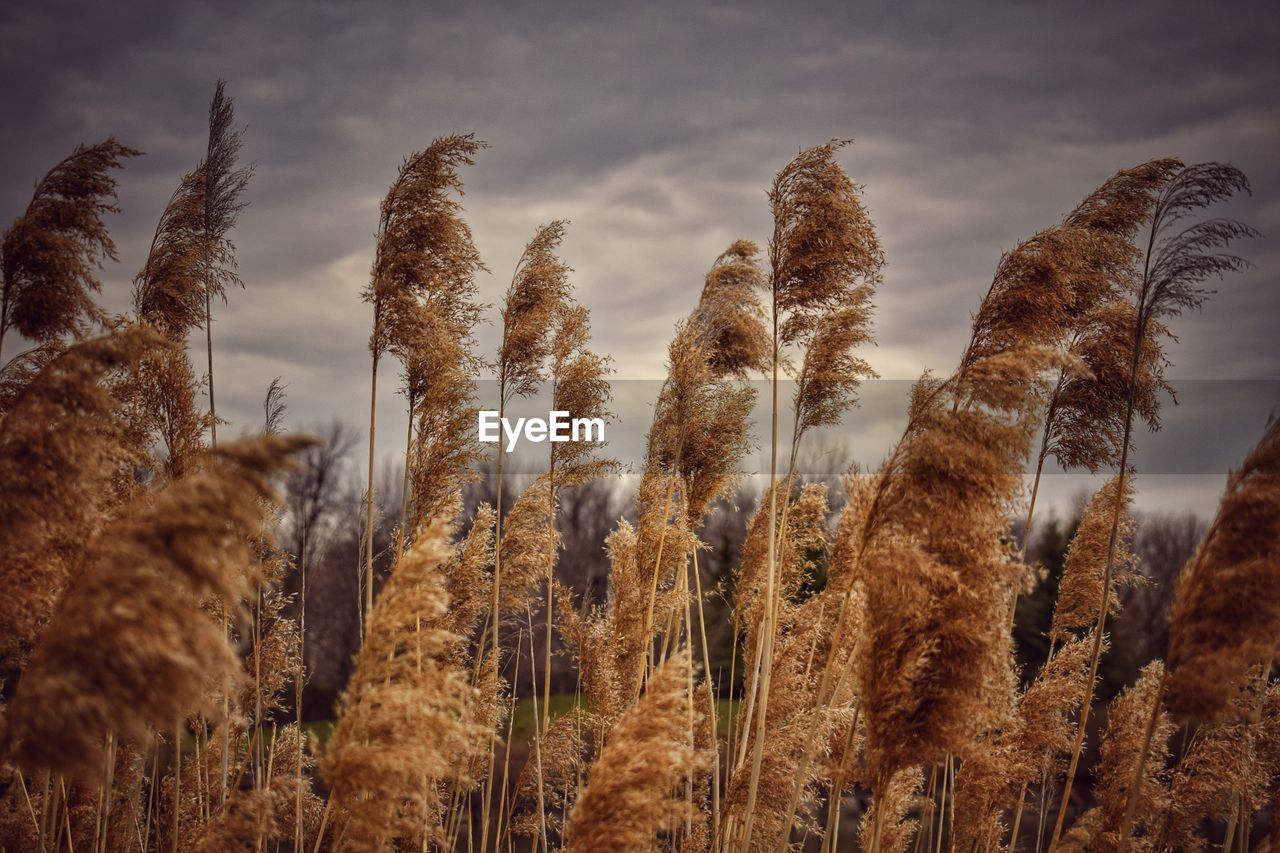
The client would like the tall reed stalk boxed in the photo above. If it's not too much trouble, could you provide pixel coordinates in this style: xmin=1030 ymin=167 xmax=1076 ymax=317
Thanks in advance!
xmin=196 ymin=80 xmax=252 ymax=450
xmin=1050 ymin=162 xmax=1254 ymax=849
xmin=361 ymin=135 xmax=485 ymax=637
xmin=738 ymin=140 xmax=883 ymax=851
xmin=478 ymin=221 xmax=572 ymax=851
xmin=1115 ymin=417 xmax=1279 ymax=850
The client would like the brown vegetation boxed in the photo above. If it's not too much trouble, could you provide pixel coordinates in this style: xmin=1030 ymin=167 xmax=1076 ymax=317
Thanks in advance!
xmin=0 ymin=93 xmax=1273 ymax=853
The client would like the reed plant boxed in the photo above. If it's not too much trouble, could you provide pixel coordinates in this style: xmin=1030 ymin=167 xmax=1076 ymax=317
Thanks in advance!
xmin=1 ymin=105 xmax=1276 ymax=853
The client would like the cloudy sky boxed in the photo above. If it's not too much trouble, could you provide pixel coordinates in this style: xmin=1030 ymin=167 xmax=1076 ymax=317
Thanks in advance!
xmin=2 ymin=0 xmax=1277 ymax=515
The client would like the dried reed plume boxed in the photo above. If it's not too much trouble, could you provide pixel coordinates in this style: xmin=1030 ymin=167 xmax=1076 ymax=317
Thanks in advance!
xmin=361 ymin=133 xmax=485 ymax=629
xmin=1162 ymin=673 xmax=1277 ymax=851
xmin=128 ymin=338 xmax=212 ymax=479
xmin=130 ymin=157 xmax=222 ymax=479
xmin=633 ymin=242 xmax=765 ymax=697
xmin=1085 ymin=662 xmax=1173 ymax=852
xmin=392 ymin=168 xmax=487 ymax=547
xmin=1 ymin=435 xmax=311 ymax=778
xmin=498 ymin=221 xmax=574 ymax=400
xmin=481 ymin=224 xmax=574 ymax=853
xmin=548 ymin=304 xmax=613 ymax=479
xmin=134 ymin=169 xmax=208 ymax=340
xmin=403 ymin=304 xmax=485 ymax=534
xmin=768 ymin=141 xmax=883 ymax=349
xmin=690 ymin=240 xmax=771 ymax=380
xmin=511 ymin=707 xmax=594 ymax=841
xmin=4 ymin=109 xmax=1277 ymax=853
xmin=1050 ymin=476 xmax=1138 ymax=643
xmin=949 ymin=634 xmax=1026 ymax=852
xmin=488 ymin=219 xmax=575 ymax=632
xmin=0 ymin=139 xmax=139 ymax=352
xmin=960 ymin=159 xmax=1178 ymax=377
xmin=769 ymin=469 xmax=875 ymax=848
xmin=529 ymin=295 xmax=615 ymax=842
xmin=726 ymin=485 xmax=836 ymax=849
xmin=558 ymin=522 xmax=649 ymax=735
xmin=1039 ymin=299 xmax=1168 ymax=476
xmin=1004 ymin=634 xmax=1102 ymax=846
xmin=0 ymin=340 xmax=62 ymax=415
xmin=196 ymin=81 xmax=252 ymax=308
xmin=239 ymin=584 xmax=301 ymax=720
xmin=732 ymin=483 xmax=829 ymax=672
xmin=1017 ymin=161 xmax=1182 ymax=599
xmin=0 ymin=328 xmax=156 ymax=671
xmin=1115 ymin=418 xmax=1277 ymax=850
xmin=1052 ymin=162 xmax=1256 ymax=848
xmin=441 ymin=501 xmax=496 ymax=639
xmin=499 ymin=469 xmax=609 ymax=619
xmin=858 ymin=767 xmax=923 ymax=853
xmin=746 ymin=139 xmax=883 ymax=848
xmin=1017 ymin=635 xmax=1099 ymax=780
xmin=196 ymin=81 xmax=253 ymax=448
xmin=321 ymin=518 xmax=487 ymax=849
xmin=563 ymin=650 xmax=703 ymax=852
xmin=499 ymin=474 xmax=563 ymax=613
xmin=191 ymin=724 xmax=325 ymax=852
xmin=1165 ymin=417 xmax=1280 ymax=720
xmin=858 ymin=349 xmax=1056 ymax=786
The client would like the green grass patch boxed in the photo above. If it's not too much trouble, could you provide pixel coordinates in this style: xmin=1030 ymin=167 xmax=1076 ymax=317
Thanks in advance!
xmin=299 ymin=696 xmax=741 ymax=749
xmin=301 ymin=719 xmax=336 ymax=748
xmin=510 ymin=695 xmax=740 ymax=740
xmin=508 ymin=693 xmax=584 ymax=741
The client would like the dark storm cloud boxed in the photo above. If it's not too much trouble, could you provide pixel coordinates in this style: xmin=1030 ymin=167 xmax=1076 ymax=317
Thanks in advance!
xmin=2 ymin=0 xmax=1277 ymax=513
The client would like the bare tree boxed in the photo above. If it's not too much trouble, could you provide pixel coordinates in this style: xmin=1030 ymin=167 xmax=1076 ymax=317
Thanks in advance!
xmin=557 ymin=478 xmax=626 ymax=605
xmin=279 ymin=421 xmax=412 ymax=714
xmin=1116 ymin=510 xmax=1207 ymax=674
xmin=281 ymin=420 xmax=360 ymax=573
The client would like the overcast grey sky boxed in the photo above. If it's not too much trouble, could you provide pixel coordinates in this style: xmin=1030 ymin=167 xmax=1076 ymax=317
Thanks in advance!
xmin=2 ymin=0 xmax=1277 ymax=515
